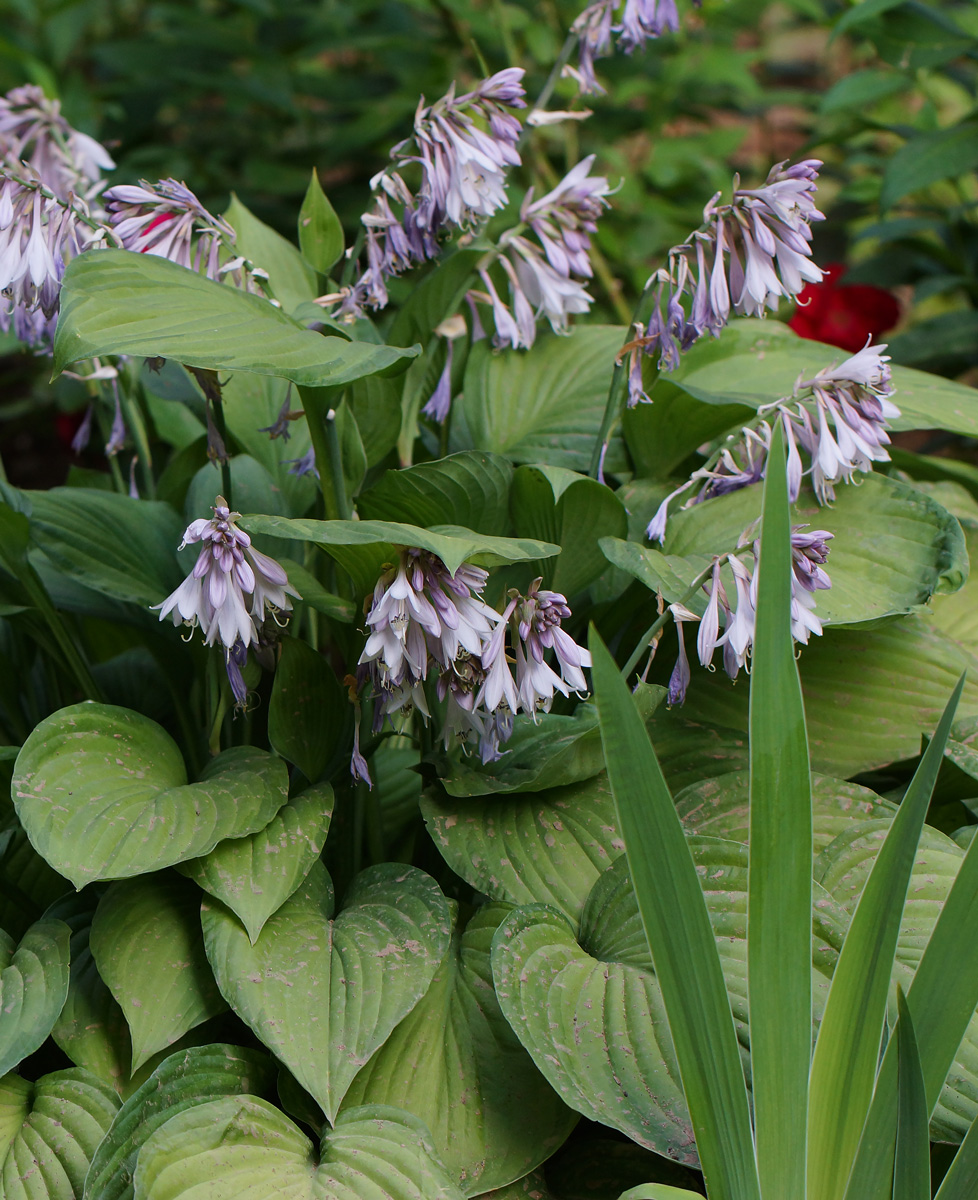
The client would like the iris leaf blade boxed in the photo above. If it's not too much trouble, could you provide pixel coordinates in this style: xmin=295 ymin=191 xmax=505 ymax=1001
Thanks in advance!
xmin=590 ymin=630 xmax=760 ymax=1200
xmin=892 ymin=988 xmax=930 ymax=1200
xmin=748 ymin=425 xmax=812 ymax=1200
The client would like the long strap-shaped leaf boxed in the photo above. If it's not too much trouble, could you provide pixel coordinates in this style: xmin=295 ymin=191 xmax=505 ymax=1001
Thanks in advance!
xmin=591 ymin=631 xmax=760 ymax=1200
xmin=748 ymin=426 xmax=812 ymax=1200
xmin=934 ymin=1112 xmax=978 ymax=1200
xmin=892 ymin=988 xmax=930 ymax=1200
xmin=807 ymin=674 xmax=964 ymax=1200
xmin=844 ymin=801 xmax=978 ymax=1200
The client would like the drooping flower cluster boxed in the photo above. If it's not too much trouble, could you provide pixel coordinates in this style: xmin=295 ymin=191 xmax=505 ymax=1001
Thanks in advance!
xmin=624 ymin=159 xmax=824 ymax=400
xmin=475 ymin=154 xmax=612 ymax=350
xmin=154 ymin=497 xmax=300 ymax=705
xmin=647 ymin=343 xmax=898 ymax=542
xmin=354 ymin=549 xmax=590 ymax=780
xmin=667 ymin=525 xmax=833 ymax=705
xmin=570 ymin=1 xmax=692 ymax=95
xmin=0 ymin=85 xmax=115 ymax=348
xmin=102 ymin=179 xmax=257 ymax=288
xmin=338 ymin=70 xmax=526 ymax=317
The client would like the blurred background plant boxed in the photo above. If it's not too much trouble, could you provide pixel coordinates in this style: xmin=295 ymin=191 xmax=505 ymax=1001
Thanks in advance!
xmin=1 ymin=0 xmax=976 ymax=484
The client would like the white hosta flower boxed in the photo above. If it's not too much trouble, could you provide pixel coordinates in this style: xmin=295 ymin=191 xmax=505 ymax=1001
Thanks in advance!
xmin=153 ymin=496 xmax=299 ymax=648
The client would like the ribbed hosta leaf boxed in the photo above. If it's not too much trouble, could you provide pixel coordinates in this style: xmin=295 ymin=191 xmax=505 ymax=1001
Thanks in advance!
xmin=133 ymin=1099 xmax=463 ymax=1200
xmin=84 ymin=1044 xmax=276 ymax=1200
xmin=342 ymin=903 xmax=576 ymax=1195
xmin=0 ymin=1068 xmax=120 ymax=1199
xmin=492 ymin=840 xmax=848 ymax=1163
xmin=177 ymin=784 xmax=333 ymax=944
xmin=91 ymin=873 xmax=227 ymax=1072
xmin=0 ymin=824 xmax=71 ymax=940
xmin=12 ymin=703 xmax=289 ymax=887
xmin=0 ymin=917 xmax=70 ymax=1078
xmin=422 ymin=774 xmax=624 ymax=929
xmin=678 ymin=615 xmax=978 ymax=777
xmin=201 ymin=861 xmax=452 ymax=1122
xmin=55 ymin=249 xmax=418 ymax=386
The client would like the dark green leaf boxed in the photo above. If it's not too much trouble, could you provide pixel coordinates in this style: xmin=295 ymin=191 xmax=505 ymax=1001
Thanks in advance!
xmin=268 ymin=636 xmax=350 ymax=781
xmin=881 ymin=123 xmax=978 ymax=210
xmin=358 ymin=452 xmax=514 ymax=536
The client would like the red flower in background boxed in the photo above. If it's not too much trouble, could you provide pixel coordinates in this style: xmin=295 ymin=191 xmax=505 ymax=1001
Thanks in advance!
xmin=789 ymin=263 xmax=900 ymax=352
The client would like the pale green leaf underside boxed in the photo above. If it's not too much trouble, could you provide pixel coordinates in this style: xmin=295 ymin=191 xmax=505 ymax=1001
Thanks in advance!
xmin=342 ymin=903 xmax=576 ymax=1195
xmin=133 ymin=1098 xmax=464 ymax=1200
xmin=54 ymin=249 xmax=417 ymax=386
xmin=13 ymin=703 xmax=289 ymax=887
xmin=201 ymin=861 xmax=452 ymax=1122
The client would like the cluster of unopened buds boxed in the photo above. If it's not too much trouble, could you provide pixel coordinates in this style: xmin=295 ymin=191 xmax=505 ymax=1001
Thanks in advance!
xmin=648 ymin=342 xmax=898 ymax=542
xmin=353 ymin=548 xmax=591 ymax=782
xmin=666 ymin=524 xmax=833 ymax=705
xmin=153 ymin=497 xmax=300 ymax=707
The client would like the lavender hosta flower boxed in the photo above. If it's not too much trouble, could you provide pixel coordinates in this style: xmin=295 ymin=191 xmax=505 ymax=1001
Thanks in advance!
xmin=0 ymin=84 xmax=114 ymax=203
xmin=511 ymin=580 xmax=592 ymax=713
xmin=339 ymin=70 xmax=525 ymax=318
xmin=102 ymin=179 xmax=244 ymax=283
xmin=522 ymin=154 xmax=611 ymax=280
xmin=153 ymin=496 xmax=299 ymax=650
xmin=570 ymin=0 xmax=692 ymax=94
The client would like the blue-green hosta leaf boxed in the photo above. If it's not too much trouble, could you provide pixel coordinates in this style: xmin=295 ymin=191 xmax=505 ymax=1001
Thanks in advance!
xmin=201 ymin=861 xmax=452 ymax=1122
xmin=491 ymin=842 xmax=847 ymax=1164
xmin=357 ymin=452 xmax=515 ymax=537
xmin=0 ymin=917 xmax=70 ymax=1077
xmin=511 ymin=465 xmax=628 ymax=597
xmin=54 ymin=250 xmax=418 ymax=386
xmin=0 ymin=1068 xmax=120 ymax=1199
xmin=90 ymin=873 xmax=227 ymax=1072
xmin=604 ymin=471 xmax=966 ymax=628
xmin=177 ymin=784 xmax=334 ymax=944
xmin=422 ymin=774 xmax=624 ymax=930
xmin=342 ymin=903 xmax=577 ymax=1195
xmin=12 ymin=703 xmax=289 ymax=888
xmin=83 ymin=1044 xmax=277 ymax=1200
xmin=456 ymin=327 xmax=629 ymax=474
xmin=132 ymin=1099 xmax=463 ymax=1200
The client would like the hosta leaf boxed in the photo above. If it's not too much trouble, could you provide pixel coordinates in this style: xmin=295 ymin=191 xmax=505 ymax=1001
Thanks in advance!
xmin=297 ymin=169 xmax=344 ymax=276
xmin=342 ymin=903 xmax=577 ymax=1195
xmin=0 ymin=1068 xmax=120 ymax=1200
xmin=267 ymin=637 xmax=350 ymax=783
xmin=240 ymin=514 xmax=558 ymax=594
xmin=201 ymin=860 xmax=452 ymax=1122
xmin=90 ymin=873 xmax=227 ymax=1072
xmin=83 ymin=1044 xmax=276 ymax=1200
xmin=55 ymin=250 xmax=418 ymax=386
xmin=358 ymin=452 xmax=514 ymax=537
xmin=422 ymin=774 xmax=624 ymax=929
xmin=678 ymin=615 xmax=978 ymax=778
xmin=132 ymin=1099 xmax=463 ymax=1200
xmin=177 ymin=784 xmax=334 ymax=944
xmin=24 ymin=489 xmax=185 ymax=609
xmin=511 ymin=466 xmax=628 ymax=597
xmin=0 ymin=824 xmax=71 ymax=941
xmin=0 ymin=918 xmax=70 ymax=1077
xmin=13 ymin=703 xmax=289 ymax=887
xmin=606 ymin=471 xmax=966 ymax=628
xmin=224 ymin=194 xmax=317 ymax=314
xmin=457 ymin=327 xmax=629 ymax=474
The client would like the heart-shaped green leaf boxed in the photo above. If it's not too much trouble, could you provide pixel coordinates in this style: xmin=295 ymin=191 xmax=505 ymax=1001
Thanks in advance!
xmin=177 ymin=784 xmax=334 ymax=943
xmin=201 ymin=861 xmax=452 ymax=1121
xmin=0 ymin=917 xmax=70 ymax=1077
xmin=91 ymin=873 xmax=227 ymax=1072
xmin=511 ymin=465 xmax=628 ymax=597
xmin=13 ymin=703 xmax=289 ymax=887
xmin=84 ymin=1044 xmax=277 ymax=1200
xmin=358 ymin=452 xmax=514 ymax=537
xmin=342 ymin=903 xmax=577 ymax=1195
xmin=55 ymin=250 xmax=418 ymax=386
xmin=0 ymin=1068 xmax=120 ymax=1199
xmin=422 ymin=774 xmax=624 ymax=929
xmin=132 ymin=1099 xmax=463 ymax=1200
